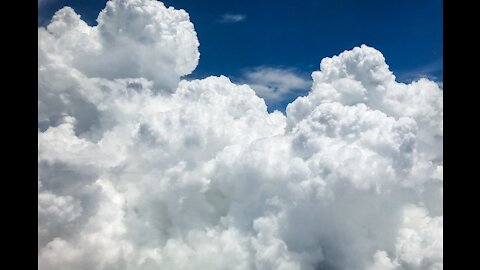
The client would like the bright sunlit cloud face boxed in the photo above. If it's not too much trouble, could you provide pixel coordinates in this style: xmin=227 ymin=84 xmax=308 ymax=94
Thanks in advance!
xmin=38 ymin=1 xmax=443 ymax=270
xmin=38 ymin=0 xmax=55 ymax=6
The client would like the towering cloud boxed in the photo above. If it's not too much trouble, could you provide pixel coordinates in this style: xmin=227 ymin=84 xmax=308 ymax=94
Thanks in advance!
xmin=38 ymin=1 xmax=443 ymax=269
xmin=39 ymin=0 xmax=199 ymax=93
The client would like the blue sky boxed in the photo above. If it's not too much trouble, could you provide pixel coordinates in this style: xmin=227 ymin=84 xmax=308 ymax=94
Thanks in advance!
xmin=39 ymin=0 xmax=442 ymax=111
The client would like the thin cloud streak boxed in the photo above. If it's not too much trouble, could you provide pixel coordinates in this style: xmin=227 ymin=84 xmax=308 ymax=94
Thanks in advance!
xmin=396 ymin=57 xmax=443 ymax=82
xmin=219 ymin=13 xmax=246 ymax=23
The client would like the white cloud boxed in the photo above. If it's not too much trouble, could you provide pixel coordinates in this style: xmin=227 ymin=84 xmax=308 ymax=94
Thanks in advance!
xmin=220 ymin=13 xmax=246 ymax=23
xmin=242 ymin=67 xmax=311 ymax=103
xmin=39 ymin=0 xmax=199 ymax=92
xmin=395 ymin=205 xmax=443 ymax=269
xmin=368 ymin=251 xmax=399 ymax=270
xmin=38 ymin=1 xmax=442 ymax=270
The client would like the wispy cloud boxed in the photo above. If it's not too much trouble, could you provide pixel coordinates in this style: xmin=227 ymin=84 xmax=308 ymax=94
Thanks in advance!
xmin=219 ymin=13 xmax=246 ymax=23
xmin=38 ymin=0 xmax=55 ymax=6
xmin=396 ymin=57 xmax=443 ymax=83
xmin=240 ymin=67 xmax=311 ymax=103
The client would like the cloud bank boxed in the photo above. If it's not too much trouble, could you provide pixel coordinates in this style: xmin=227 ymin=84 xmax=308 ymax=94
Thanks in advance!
xmin=38 ymin=1 xmax=443 ymax=270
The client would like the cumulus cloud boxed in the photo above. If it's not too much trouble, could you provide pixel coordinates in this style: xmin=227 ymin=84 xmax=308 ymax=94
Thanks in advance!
xmin=39 ymin=0 xmax=199 ymax=92
xmin=241 ymin=67 xmax=311 ymax=104
xmin=38 ymin=1 xmax=443 ymax=270
xmin=220 ymin=13 xmax=246 ymax=23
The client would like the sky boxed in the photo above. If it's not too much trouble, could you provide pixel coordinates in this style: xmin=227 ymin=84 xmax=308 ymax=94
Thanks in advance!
xmin=38 ymin=0 xmax=443 ymax=111
xmin=38 ymin=1 xmax=443 ymax=269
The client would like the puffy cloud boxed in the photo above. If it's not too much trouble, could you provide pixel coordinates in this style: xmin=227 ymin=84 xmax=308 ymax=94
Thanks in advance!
xmin=241 ymin=67 xmax=311 ymax=104
xmin=39 ymin=0 xmax=199 ymax=92
xmin=394 ymin=206 xmax=443 ymax=269
xmin=368 ymin=251 xmax=399 ymax=270
xmin=38 ymin=1 xmax=442 ymax=270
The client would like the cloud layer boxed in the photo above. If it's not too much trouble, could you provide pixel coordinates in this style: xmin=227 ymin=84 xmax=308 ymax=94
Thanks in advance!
xmin=38 ymin=1 xmax=443 ymax=270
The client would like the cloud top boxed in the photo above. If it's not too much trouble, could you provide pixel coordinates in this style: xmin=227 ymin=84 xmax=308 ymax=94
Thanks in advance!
xmin=39 ymin=0 xmax=199 ymax=92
